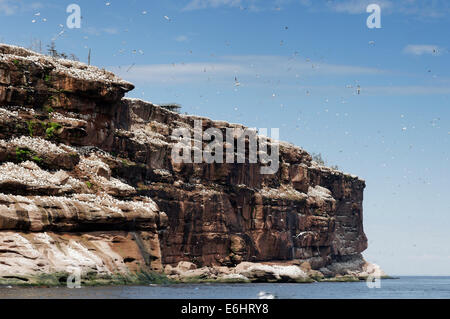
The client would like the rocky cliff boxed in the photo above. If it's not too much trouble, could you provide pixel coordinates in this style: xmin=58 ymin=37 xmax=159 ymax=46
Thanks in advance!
xmin=0 ymin=44 xmax=382 ymax=285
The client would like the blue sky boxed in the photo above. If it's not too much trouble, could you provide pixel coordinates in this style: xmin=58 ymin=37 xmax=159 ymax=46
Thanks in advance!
xmin=0 ymin=0 xmax=449 ymax=275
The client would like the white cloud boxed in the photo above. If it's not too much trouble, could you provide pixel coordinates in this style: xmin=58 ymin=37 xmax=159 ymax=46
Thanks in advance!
xmin=182 ymin=0 xmax=450 ymax=16
xmin=182 ymin=0 xmax=262 ymax=11
xmin=301 ymin=0 xmax=450 ymax=18
xmin=403 ymin=44 xmax=442 ymax=56
xmin=395 ymin=0 xmax=450 ymax=18
xmin=109 ymin=55 xmax=450 ymax=96
xmin=103 ymin=27 xmax=119 ymax=35
xmin=275 ymin=84 xmax=450 ymax=96
xmin=327 ymin=0 xmax=393 ymax=14
xmin=83 ymin=27 xmax=119 ymax=36
xmin=0 ymin=0 xmax=43 ymax=15
xmin=175 ymin=35 xmax=189 ymax=42
xmin=298 ymin=0 xmax=312 ymax=6
xmin=0 ymin=0 xmax=20 ymax=15
xmin=108 ymin=56 xmax=450 ymax=97
xmin=183 ymin=0 xmax=242 ymax=11
xmin=109 ymin=55 xmax=385 ymax=84
xmin=363 ymin=85 xmax=450 ymax=95
xmin=110 ymin=61 xmax=246 ymax=84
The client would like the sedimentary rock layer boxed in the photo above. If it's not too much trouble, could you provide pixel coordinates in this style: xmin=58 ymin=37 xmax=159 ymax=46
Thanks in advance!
xmin=0 ymin=44 xmax=376 ymax=284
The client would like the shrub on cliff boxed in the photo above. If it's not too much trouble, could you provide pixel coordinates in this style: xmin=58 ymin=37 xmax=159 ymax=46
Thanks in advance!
xmin=47 ymin=41 xmax=78 ymax=61
xmin=312 ymin=153 xmax=325 ymax=165
xmin=159 ymin=103 xmax=181 ymax=113
xmin=312 ymin=152 xmax=339 ymax=170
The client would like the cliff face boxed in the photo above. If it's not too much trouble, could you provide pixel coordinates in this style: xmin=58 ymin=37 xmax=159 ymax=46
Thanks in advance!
xmin=0 ymin=44 xmax=377 ymax=284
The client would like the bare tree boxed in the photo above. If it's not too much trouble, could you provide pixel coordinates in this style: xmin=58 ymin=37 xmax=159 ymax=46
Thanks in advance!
xmin=47 ymin=41 xmax=58 ymax=58
xmin=46 ymin=41 xmax=78 ymax=61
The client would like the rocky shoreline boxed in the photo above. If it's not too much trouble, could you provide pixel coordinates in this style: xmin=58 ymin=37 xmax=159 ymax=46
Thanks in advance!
xmin=0 ymin=43 xmax=384 ymax=286
xmin=0 ymin=257 xmax=387 ymax=287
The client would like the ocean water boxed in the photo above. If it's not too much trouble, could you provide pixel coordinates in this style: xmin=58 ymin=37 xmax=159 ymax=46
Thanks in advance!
xmin=0 ymin=277 xmax=449 ymax=299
